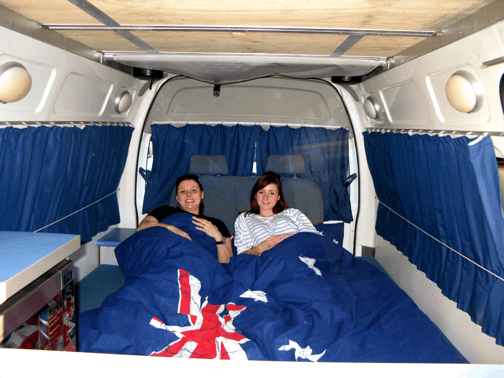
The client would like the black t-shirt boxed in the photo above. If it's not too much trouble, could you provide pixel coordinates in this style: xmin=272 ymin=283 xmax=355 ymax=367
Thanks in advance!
xmin=148 ymin=206 xmax=231 ymax=238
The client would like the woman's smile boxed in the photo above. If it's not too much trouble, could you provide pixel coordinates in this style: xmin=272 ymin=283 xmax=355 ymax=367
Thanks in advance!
xmin=256 ymin=183 xmax=280 ymax=217
xmin=176 ymin=179 xmax=204 ymax=215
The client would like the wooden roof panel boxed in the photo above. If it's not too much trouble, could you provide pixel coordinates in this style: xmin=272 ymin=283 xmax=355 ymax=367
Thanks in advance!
xmin=129 ymin=31 xmax=349 ymax=55
xmin=345 ymin=36 xmax=425 ymax=57
xmin=2 ymin=0 xmax=490 ymax=30
xmin=57 ymin=30 xmax=145 ymax=52
xmin=0 ymin=0 xmax=496 ymax=63
xmin=54 ymin=30 xmax=425 ymax=57
xmin=0 ymin=0 xmax=100 ymax=24
xmin=91 ymin=0 xmax=489 ymax=30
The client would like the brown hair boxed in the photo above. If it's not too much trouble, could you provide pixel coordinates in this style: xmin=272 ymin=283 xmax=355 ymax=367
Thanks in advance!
xmin=248 ymin=171 xmax=288 ymax=215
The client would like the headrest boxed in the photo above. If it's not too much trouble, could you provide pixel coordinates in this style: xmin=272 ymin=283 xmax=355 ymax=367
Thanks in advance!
xmin=266 ymin=155 xmax=306 ymax=175
xmin=188 ymin=155 xmax=229 ymax=175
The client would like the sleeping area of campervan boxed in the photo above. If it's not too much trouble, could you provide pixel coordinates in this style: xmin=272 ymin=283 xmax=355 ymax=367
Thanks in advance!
xmin=1 ymin=1 xmax=504 ymax=376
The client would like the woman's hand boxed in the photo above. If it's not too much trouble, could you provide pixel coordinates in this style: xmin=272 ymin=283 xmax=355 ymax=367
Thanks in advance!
xmin=246 ymin=234 xmax=294 ymax=255
xmin=192 ymin=216 xmax=221 ymax=241
xmin=192 ymin=216 xmax=233 ymax=264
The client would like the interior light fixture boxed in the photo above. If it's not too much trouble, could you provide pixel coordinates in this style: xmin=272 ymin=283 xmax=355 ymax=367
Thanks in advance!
xmin=445 ymin=70 xmax=484 ymax=113
xmin=363 ymin=96 xmax=380 ymax=120
xmin=0 ymin=62 xmax=32 ymax=103
xmin=115 ymin=90 xmax=132 ymax=113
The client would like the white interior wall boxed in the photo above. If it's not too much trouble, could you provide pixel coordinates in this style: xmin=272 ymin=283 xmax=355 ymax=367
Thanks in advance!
xmin=0 ymin=26 xmax=145 ymax=281
xmin=135 ymin=76 xmax=357 ymax=233
xmin=144 ymin=76 xmax=352 ymax=129
xmin=0 ymin=28 xmax=141 ymax=122
xmin=336 ymin=86 xmax=378 ymax=256
xmin=358 ymin=21 xmax=504 ymax=132
xmin=115 ymin=78 xmax=167 ymax=230
xmin=358 ymin=20 xmax=504 ymax=363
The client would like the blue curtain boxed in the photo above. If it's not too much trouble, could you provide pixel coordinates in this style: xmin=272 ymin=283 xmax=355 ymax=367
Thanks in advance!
xmin=144 ymin=124 xmax=352 ymax=223
xmin=0 ymin=125 xmax=133 ymax=242
xmin=363 ymin=131 xmax=504 ymax=345
xmin=257 ymin=126 xmax=352 ymax=222
xmin=143 ymin=124 xmax=262 ymax=213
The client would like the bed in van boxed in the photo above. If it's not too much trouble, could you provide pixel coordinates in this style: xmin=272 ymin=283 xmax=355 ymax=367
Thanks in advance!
xmin=1 ymin=0 xmax=504 ymax=374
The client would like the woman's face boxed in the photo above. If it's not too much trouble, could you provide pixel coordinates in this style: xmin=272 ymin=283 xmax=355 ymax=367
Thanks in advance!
xmin=255 ymin=183 xmax=280 ymax=217
xmin=176 ymin=179 xmax=204 ymax=215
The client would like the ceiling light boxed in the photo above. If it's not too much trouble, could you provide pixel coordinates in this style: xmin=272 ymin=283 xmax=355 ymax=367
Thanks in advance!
xmin=115 ymin=90 xmax=132 ymax=113
xmin=0 ymin=62 xmax=32 ymax=103
xmin=445 ymin=70 xmax=484 ymax=113
xmin=363 ymin=96 xmax=380 ymax=120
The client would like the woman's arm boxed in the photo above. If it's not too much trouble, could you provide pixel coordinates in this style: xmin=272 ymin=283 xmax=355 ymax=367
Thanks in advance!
xmin=137 ymin=215 xmax=159 ymax=231
xmin=234 ymin=214 xmax=254 ymax=254
xmin=242 ymin=234 xmax=294 ymax=255
xmin=137 ymin=215 xmax=192 ymax=240
xmin=290 ymin=208 xmax=318 ymax=233
xmin=192 ymin=217 xmax=233 ymax=263
xmin=217 ymin=238 xmax=233 ymax=264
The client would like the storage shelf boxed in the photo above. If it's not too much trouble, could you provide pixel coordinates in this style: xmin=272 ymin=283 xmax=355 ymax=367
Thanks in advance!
xmin=0 ymin=232 xmax=80 ymax=304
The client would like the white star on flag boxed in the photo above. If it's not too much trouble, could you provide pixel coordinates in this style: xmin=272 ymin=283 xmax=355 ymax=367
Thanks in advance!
xmin=279 ymin=340 xmax=326 ymax=362
xmin=299 ymin=256 xmax=322 ymax=276
xmin=240 ymin=289 xmax=268 ymax=302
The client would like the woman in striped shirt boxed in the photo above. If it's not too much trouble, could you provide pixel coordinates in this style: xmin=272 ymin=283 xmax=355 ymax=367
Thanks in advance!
xmin=234 ymin=171 xmax=319 ymax=255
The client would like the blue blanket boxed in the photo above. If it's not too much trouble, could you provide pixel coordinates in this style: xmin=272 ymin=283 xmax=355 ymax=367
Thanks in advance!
xmin=78 ymin=213 xmax=467 ymax=362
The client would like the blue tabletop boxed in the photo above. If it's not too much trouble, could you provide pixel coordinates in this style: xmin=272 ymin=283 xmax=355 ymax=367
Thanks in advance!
xmin=0 ymin=232 xmax=79 ymax=282
xmin=96 ymin=228 xmax=137 ymax=247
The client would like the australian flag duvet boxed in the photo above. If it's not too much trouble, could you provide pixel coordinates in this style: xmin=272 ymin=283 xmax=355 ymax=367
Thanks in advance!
xmin=78 ymin=213 xmax=467 ymax=363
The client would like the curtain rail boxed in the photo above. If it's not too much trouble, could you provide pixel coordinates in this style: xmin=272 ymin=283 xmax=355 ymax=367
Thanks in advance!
xmin=167 ymin=121 xmax=348 ymax=129
xmin=366 ymin=127 xmax=504 ymax=138
xmin=45 ymin=24 xmax=435 ymax=38
xmin=0 ymin=121 xmax=132 ymax=129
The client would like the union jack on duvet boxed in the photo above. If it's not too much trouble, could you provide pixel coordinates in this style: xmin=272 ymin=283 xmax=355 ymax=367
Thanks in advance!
xmin=149 ymin=269 xmax=250 ymax=360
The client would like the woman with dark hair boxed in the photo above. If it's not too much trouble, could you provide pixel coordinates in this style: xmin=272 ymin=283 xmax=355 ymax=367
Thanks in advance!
xmin=138 ymin=174 xmax=232 ymax=263
xmin=234 ymin=171 xmax=319 ymax=255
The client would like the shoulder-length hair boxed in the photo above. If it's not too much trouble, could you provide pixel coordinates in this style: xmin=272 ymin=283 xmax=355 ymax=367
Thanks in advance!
xmin=175 ymin=174 xmax=205 ymax=214
xmin=248 ymin=171 xmax=288 ymax=215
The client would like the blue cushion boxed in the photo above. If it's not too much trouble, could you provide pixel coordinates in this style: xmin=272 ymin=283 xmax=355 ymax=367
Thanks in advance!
xmin=77 ymin=265 xmax=125 ymax=313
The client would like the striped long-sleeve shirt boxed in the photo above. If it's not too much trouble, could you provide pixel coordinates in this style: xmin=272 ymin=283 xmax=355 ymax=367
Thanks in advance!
xmin=234 ymin=208 xmax=320 ymax=254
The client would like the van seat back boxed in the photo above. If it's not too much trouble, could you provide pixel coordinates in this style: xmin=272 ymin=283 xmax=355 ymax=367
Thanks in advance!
xmin=266 ymin=155 xmax=323 ymax=225
xmin=171 ymin=155 xmax=323 ymax=234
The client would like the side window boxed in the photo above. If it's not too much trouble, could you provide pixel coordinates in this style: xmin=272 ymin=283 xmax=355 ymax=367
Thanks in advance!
xmin=146 ymin=138 xmax=154 ymax=172
xmin=136 ymin=133 xmax=153 ymax=218
xmin=498 ymin=157 xmax=504 ymax=215
xmin=500 ymin=74 xmax=504 ymax=114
